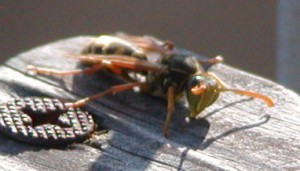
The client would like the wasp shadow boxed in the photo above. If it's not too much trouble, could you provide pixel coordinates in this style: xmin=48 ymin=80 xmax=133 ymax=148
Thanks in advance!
xmin=199 ymin=114 xmax=270 ymax=150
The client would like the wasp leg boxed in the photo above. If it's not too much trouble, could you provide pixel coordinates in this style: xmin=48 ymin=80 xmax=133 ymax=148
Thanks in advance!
xmin=199 ymin=55 xmax=223 ymax=64
xmin=28 ymin=53 xmax=162 ymax=76
xmin=66 ymin=82 xmax=146 ymax=108
xmin=27 ymin=64 xmax=104 ymax=76
xmin=163 ymin=86 xmax=175 ymax=137
xmin=198 ymin=56 xmax=224 ymax=70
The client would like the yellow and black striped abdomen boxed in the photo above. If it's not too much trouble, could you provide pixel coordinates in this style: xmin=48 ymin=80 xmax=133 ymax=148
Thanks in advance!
xmin=81 ymin=35 xmax=146 ymax=59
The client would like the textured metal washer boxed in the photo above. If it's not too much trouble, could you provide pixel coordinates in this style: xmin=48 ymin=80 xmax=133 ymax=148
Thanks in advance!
xmin=0 ymin=97 xmax=95 ymax=146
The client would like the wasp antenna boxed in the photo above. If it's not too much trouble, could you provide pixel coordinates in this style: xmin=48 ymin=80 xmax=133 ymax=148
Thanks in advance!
xmin=221 ymin=88 xmax=274 ymax=107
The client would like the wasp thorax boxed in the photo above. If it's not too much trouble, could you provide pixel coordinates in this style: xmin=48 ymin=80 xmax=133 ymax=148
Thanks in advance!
xmin=185 ymin=74 xmax=220 ymax=118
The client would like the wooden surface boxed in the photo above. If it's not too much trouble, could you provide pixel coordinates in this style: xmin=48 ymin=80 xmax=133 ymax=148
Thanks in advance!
xmin=0 ymin=36 xmax=299 ymax=171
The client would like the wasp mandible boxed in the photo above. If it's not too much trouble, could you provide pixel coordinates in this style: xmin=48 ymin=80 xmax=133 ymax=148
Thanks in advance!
xmin=27 ymin=33 xmax=274 ymax=137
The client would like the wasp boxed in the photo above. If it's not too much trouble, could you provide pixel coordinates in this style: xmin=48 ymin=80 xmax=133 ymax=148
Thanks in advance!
xmin=27 ymin=33 xmax=274 ymax=137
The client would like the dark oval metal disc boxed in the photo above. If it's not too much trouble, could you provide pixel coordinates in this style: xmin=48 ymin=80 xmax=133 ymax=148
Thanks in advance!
xmin=0 ymin=97 xmax=95 ymax=146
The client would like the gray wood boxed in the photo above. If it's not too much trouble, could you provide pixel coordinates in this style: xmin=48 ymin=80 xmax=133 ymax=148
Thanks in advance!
xmin=0 ymin=36 xmax=299 ymax=171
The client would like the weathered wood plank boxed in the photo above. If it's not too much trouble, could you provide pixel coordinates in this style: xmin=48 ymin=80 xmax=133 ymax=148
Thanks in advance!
xmin=0 ymin=66 xmax=177 ymax=171
xmin=0 ymin=36 xmax=299 ymax=170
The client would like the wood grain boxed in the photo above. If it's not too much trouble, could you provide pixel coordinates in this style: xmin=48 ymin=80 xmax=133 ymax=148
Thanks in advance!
xmin=0 ymin=36 xmax=299 ymax=171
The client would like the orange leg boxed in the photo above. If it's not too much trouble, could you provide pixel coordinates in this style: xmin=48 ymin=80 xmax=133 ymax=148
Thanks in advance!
xmin=66 ymin=82 xmax=146 ymax=108
xmin=163 ymin=86 xmax=175 ymax=137
xmin=198 ymin=55 xmax=224 ymax=66
xmin=27 ymin=52 xmax=162 ymax=77
xmin=27 ymin=64 xmax=104 ymax=76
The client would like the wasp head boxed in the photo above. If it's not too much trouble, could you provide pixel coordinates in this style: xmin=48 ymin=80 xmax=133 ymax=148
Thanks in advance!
xmin=185 ymin=72 xmax=274 ymax=119
xmin=185 ymin=74 xmax=221 ymax=118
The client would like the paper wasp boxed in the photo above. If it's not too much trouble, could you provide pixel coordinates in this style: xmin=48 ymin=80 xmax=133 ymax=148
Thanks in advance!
xmin=27 ymin=33 xmax=274 ymax=137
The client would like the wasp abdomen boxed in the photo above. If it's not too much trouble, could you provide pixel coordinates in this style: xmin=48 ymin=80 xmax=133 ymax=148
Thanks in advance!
xmin=82 ymin=35 xmax=146 ymax=59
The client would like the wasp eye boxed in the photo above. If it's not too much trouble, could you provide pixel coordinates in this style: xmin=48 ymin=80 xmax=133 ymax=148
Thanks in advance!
xmin=191 ymin=83 xmax=207 ymax=95
xmin=187 ymin=75 xmax=207 ymax=95
xmin=187 ymin=75 xmax=204 ymax=88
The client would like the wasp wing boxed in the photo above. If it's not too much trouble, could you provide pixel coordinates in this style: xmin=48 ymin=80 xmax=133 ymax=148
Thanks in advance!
xmin=116 ymin=33 xmax=174 ymax=59
xmin=67 ymin=54 xmax=162 ymax=73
